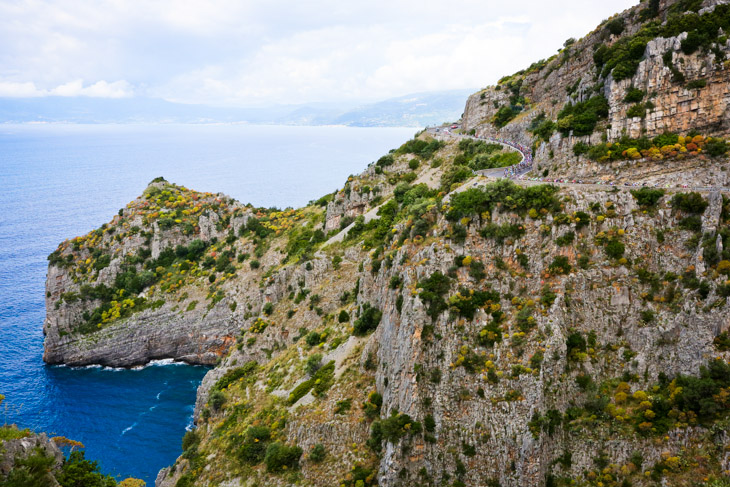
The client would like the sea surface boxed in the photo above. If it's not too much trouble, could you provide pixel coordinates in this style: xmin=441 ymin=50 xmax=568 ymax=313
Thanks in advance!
xmin=0 ymin=123 xmax=416 ymax=483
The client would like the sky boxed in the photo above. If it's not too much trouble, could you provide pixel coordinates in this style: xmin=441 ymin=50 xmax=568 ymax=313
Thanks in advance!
xmin=0 ymin=0 xmax=638 ymax=107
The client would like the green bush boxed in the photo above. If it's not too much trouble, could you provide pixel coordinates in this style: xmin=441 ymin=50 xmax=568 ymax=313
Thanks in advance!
xmin=238 ymin=426 xmax=271 ymax=464
xmin=566 ymin=331 xmax=587 ymax=361
xmin=440 ymin=165 xmax=473 ymax=192
xmin=209 ymin=390 xmax=226 ymax=411
xmin=306 ymin=354 xmax=322 ymax=376
xmin=623 ymin=87 xmax=645 ymax=103
xmin=446 ymin=180 xmax=559 ymax=221
xmin=605 ymin=17 xmax=625 ymax=36
xmin=417 ymin=271 xmax=452 ymax=320
xmin=264 ymin=442 xmax=303 ymax=473
xmin=0 ymin=448 xmax=57 ymax=487
xmin=309 ymin=443 xmax=327 ymax=463
xmin=626 ymin=103 xmax=647 ymax=118
xmin=631 ymin=188 xmax=665 ymax=207
xmin=353 ymin=303 xmax=382 ymax=336
xmin=705 ymin=138 xmax=729 ymax=157
xmin=396 ymin=138 xmax=444 ymax=160
xmin=671 ymin=192 xmax=708 ymax=214
xmin=305 ymin=331 xmax=322 ymax=346
xmin=492 ymin=105 xmax=521 ymax=128
xmin=573 ymin=142 xmax=590 ymax=156
xmin=557 ymin=96 xmax=609 ymax=136
xmin=604 ymin=239 xmax=625 ymax=259
xmin=548 ymin=256 xmax=572 ymax=275
xmin=182 ymin=430 xmax=199 ymax=452
xmin=56 ymin=451 xmax=117 ymax=487
xmin=338 ymin=310 xmax=350 ymax=323
xmin=555 ymin=231 xmax=575 ymax=247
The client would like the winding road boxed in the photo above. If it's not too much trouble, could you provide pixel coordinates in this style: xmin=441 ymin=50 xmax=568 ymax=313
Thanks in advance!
xmin=427 ymin=126 xmax=730 ymax=194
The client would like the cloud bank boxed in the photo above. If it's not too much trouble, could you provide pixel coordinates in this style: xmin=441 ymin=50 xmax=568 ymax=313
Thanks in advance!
xmin=0 ymin=0 xmax=638 ymax=105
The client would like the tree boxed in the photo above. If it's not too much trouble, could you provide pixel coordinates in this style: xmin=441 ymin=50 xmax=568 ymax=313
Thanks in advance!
xmin=56 ymin=451 xmax=116 ymax=487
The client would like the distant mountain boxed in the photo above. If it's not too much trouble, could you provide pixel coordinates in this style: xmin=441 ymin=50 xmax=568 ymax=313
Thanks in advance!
xmin=0 ymin=89 xmax=474 ymax=127
xmin=334 ymin=89 xmax=473 ymax=127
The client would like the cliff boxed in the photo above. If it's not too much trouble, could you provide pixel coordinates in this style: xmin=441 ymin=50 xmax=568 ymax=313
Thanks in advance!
xmin=41 ymin=1 xmax=730 ymax=486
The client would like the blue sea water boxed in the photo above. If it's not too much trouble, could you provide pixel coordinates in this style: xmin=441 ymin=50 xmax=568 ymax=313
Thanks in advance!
xmin=0 ymin=123 xmax=415 ymax=484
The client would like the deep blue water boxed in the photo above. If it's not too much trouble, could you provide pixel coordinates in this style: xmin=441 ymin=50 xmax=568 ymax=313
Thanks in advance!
xmin=0 ymin=123 xmax=415 ymax=484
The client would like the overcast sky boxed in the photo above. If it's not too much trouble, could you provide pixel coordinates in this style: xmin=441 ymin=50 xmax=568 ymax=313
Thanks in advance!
xmin=0 ymin=0 xmax=638 ymax=106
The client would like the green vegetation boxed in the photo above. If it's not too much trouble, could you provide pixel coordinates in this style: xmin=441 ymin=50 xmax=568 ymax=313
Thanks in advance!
xmin=368 ymin=412 xmax=422 ymax=451
xmin=556 ymin=95 xmax=609 ymax=137
xmin=671 ymin=192 xmax=708 ymax=214
xmin=576 ymin=133 xmax=726 ymax=162
xmin=446 ymin=180 xmax=559 ymax=222
xmin=417 ymin=271 xmax=452 ymax=321
xmin=264 ymin=442 xmax=303 ymax=473
xmin=286 ymin=360 xmax=335 ymax=405
xmin=395 ymin=138 xmax=444 ymax=160
xmin=454 ymin=139 xmax=521 ymax=170
xmin=56 ymin=451 xmax=117 ymax=487
xmin=594 ymin=4 xmax=730 ymax=83
xmin=631 ymin=188 xmax=665 ymax=208
xmin=528 ymin=112 xmax=557 ymax=142
xmin=353 ymin=303 xmax=382 ymax=335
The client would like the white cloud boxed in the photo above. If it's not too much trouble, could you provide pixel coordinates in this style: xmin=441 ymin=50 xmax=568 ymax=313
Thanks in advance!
xmin=0 ymin=0 xmax=639 ymax=105
xmin=0 ymin=79 xmax=133 ymax=98
xmin=50 ymin=79 xmax=134 ymax=98
xmin=0 ymin=81 xmax=44 ymax=98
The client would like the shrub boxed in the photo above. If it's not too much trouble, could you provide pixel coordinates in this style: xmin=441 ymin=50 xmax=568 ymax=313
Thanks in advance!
xmin=686 ymin=78 xmax=707 ymax=90
xmin=623 ymin=87 xmax=645 ymax=103
xmin=417 ymin=271 xmax=451 ymax=320
xmin=212 ymin=362 xmax=257 ymax=391
xmin=264 ymin=442 xmax=303 ymax=473
xmin=626 ymin=104 xmax=647 ymax=118
xmin=353 ymin=303 xmax=382 ymax=335
xmin=305 ymin=331 xmax=322 ymax=346
xmin=209 ymin=390 xmax=226 ymax=411
xmin=705 ymin=138 xmax=729 ymax=157
xmin=338 ymin=310 xmax=350 ymax=323
xmin=379 ymin=412 xmax=422 ymax=443
xmin=671 ymin=192 xmax=708 ymax=214
xmin=309 ymin=443 xmax=326 ymax=463
xmin=480 ymin=223 xmax=526 ymax=244
xmin=631 ymin=188 xmax=665 ymax=207
xmin=556 ymin=231 xmax=575 ymax=246
xmin=440 ymin=165 xmax=473 ymax=192
xmin=363 ymin=391 xmax=383 ymax=419
xmin=57 ymin=451 xmax=117 ymax=487
xmin=239 ymin=426 xmax=271 ymax=464
xmin=605 ymin=239 xmax=625 ymax=259
xmin=492 ymin=105 xmax=520 ymax=128
xmin=566 ymin=331 xmax=587 ymax=361
xmin=557 ymin=95 xmax=609 ymax=136
xmin=573 ymin=141 xmax=590 ymax=156
xmin=605 ymin=17 xmax=625 ymax=35
xmin=306 ymin=354 xmax=322 ymax=376
xmin=548 ymin=256 xmax=572 ymax=275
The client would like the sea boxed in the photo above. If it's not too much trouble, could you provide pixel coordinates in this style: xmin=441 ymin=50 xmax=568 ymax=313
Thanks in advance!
xmin=0 ymin=123 xmax=416 ymax=484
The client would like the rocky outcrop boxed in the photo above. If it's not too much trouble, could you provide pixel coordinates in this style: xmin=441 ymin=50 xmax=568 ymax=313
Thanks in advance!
xmin=0 ymin=431 xmax=64 ymax=485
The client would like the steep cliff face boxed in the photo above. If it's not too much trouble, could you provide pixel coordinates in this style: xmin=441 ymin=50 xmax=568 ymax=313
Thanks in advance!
xmin=151 ymin=164 xmax=730 ymax=487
